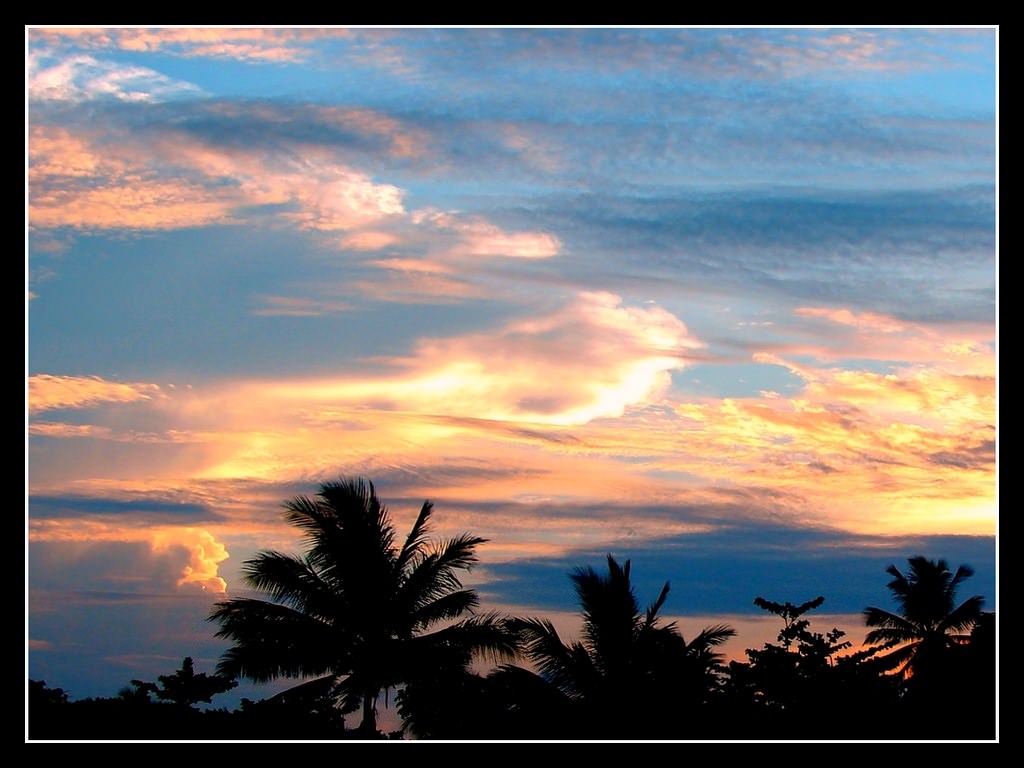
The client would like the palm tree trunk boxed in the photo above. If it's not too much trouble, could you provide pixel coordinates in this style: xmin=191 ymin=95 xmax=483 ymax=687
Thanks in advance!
xmin=360 ymin=689 xmax=378 ymax=736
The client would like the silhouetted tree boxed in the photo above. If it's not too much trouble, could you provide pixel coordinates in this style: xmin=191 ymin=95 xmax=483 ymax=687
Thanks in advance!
xmin=721 ymin=594 xmax=897 ymax=738
xmin=233 ymin=676 xmax=349 ymax=738
xmin=130 ymin=657 xmax=237 ymax=708
xmin=864 ymin=556 xmax=984 ymax=684
xmin=507 ymin=555 xmax=734 ymax=738
xmin=209 ymin=477 xmax=518 ymax=736
xmin=863 ymin=557 xmax=989 ymax=737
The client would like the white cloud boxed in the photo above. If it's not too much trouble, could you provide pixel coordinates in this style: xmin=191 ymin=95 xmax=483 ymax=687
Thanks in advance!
xmin=28 ymin=50 xmax=203 ymax=103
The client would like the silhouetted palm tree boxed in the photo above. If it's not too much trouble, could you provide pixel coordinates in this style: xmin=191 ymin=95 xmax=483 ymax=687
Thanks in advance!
xmin=863 ymin=556 xmax=985 ymax=683
xmin=512 ymin=555 xmax=734 ymax=737
xmin=209 ymin=477 xmax=517 ymax=736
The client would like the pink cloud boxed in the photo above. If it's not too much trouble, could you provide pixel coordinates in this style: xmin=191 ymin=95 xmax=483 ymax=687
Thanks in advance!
xmin=30 ymin=180 xmax=234 ymax=230
xmin=758 ymin=306 xmax=994 ymax=374
xmin=29 ymin=126 xmax=404 ymax=232
xmin=338 ymin=231 xmax=402 ymax=251
xmin=414 ymin=210 xmax=561 ymax=260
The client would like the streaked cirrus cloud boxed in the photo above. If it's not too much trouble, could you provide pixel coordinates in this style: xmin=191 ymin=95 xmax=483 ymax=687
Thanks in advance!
xmin=29 ymin=374 xmax=163 ymax=415
xmin=31 ymin=27 xmax=351 ymax=63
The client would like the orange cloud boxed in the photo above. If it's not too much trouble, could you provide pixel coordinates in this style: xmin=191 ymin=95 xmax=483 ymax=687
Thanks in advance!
xmin=29 ymin=521 xmax=230 ymax=594
xmin=759 ymin=306 xmax=994 ymax=374
xmin=29 ymin=126 xmax=404 ymax=232
xmin=152 ymin=528 xmax=230 ymax=592
xmin=339 ymin=231 xmax=402 ymax=251
xmin=30 ymin=180 xmax=234 ymax=230
xmin=27 ymin=304 xmax=993 ymax=542
xmin=28 ymin=126 xmax=108 ymax=178
xmin=794 ymin=306 xmax=907 ymax=334
xmin=29 ymin=422 xmax=114 ymax=439
xmin=29 ymin=374 xmax=163 ymax=414
xmin=250 ymin=291 xmax=700 ymax=426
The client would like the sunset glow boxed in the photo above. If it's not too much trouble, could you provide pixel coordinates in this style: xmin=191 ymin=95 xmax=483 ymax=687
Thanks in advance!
xmin=28 ymin=26 xmax=996 ymax=711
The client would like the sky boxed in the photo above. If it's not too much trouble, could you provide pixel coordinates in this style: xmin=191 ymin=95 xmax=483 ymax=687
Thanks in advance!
xmin=27 ymin=26 xmax=997 ymax=711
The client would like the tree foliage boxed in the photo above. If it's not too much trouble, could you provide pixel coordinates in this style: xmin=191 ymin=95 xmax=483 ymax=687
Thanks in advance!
xmin=208 ymin=477 xmax=519 ymax=736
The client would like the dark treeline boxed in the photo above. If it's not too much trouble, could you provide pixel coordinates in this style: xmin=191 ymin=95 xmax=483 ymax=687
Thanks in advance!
xmin=28 ymin=478 xmax=996 ymax=741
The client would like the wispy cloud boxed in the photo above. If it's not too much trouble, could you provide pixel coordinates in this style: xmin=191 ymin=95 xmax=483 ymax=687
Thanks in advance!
xmin=414 ymin=209 xmax=561 ymax=260
xmin=29 ymin=374 xmax=163 ymax=415
xmin=250 ymin=294 xmax=352 ymax=317
xmin=348 ymin=28 xmax=989 ymax=82
xmin=31 ymin=27 xmax=351 ymax=64
xmin=28 ymin=50 xmax=202 ymax=102
xmin=28 ymin=124 xmax=404 ymax=232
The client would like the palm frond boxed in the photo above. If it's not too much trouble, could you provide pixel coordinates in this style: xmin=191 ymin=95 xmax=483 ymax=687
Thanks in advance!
xmin=644 ymin=580 xmax=671 ymax=630
xmin=314 ymin=478 xmax=397 ymax=568
xmin=394 ymin=500 xmax=433 ymax=575
xmin=685 ymin=623 xmax=736 ymax=652
xmin=940 ymin=594 xmax=985 ymax=633
xmin=572 ymin=557 xmax=642 ymax=660
xmin=864 ymin=606 xmax=919 ymax=633
xmin=884 ymin=563 xmax=912 ymax=613
xmin=208 ymin=598 xmax=345 ymax=682
xmin=409 ymin=589 xmax=480 ymax=631
xmin=872 ymin=640 xmax=920 ymax=676
xmin=512 ymin=617 xmax=582 ymax=694
xmin=397 ymin=533 xmax=486 ymax=611
xmin=240 ymin=551 xmax=342 ymax=619
xmin=421 ymin=612 xmax=522 ymax=664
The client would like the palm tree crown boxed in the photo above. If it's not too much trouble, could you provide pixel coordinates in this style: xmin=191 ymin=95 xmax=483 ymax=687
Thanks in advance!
xmin=863 ymin=555 xmax=985 ymax=680
xmin=512 ymin=555 xmax=734 ymax=737
xmin=209 ymin=477 xmax=517 ymax=735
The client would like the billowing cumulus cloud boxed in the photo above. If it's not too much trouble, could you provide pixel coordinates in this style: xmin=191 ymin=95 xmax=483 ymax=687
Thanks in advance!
xmin=29 ymin=525 xmax=229 ymax=594
xmin=29 ymin=374 xmax=163 ymax=414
